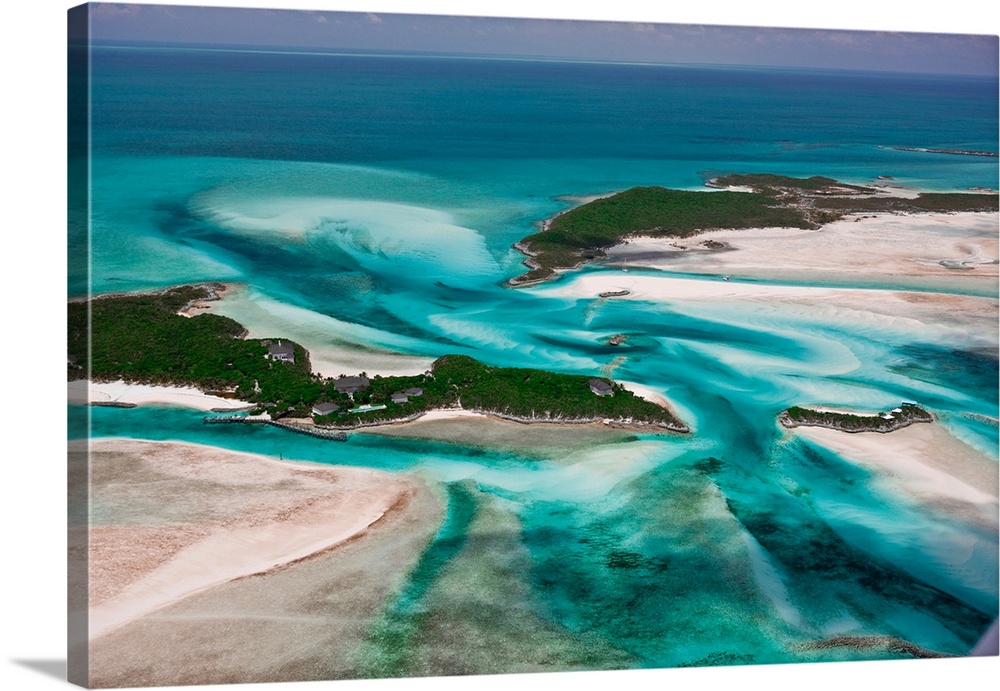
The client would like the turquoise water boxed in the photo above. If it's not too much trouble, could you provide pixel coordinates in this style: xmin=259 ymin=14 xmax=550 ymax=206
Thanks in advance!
xmin=76 ymin=44 xmax=999 ymax=673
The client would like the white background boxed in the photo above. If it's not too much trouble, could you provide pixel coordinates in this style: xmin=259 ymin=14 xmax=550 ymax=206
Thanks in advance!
xmin=2 ymin=1 xmax=997 ymax=690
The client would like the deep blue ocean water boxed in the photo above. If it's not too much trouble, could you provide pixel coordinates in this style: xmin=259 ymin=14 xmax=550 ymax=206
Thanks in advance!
xmin=75 ymin=43 xmax=999 ymax=674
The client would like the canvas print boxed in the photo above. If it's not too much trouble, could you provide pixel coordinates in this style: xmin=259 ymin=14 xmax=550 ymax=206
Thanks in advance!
xmin=67 ymin=3 xmax=999 ymax=688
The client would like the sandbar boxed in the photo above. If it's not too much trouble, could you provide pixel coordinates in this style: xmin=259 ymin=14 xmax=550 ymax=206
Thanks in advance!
xmin=81 ymin=439 xmax=443 ymax=686
xmin=794 ymin=424 xmax=998 ymax=529
xmin=531 ymin=272 xmax=998 ymax=348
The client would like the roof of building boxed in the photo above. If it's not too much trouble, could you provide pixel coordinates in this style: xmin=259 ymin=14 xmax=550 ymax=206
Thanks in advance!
xmin=334 ymin=375 xmax=371 ymax=390
xmin=403 ymin=387 xmax=424 ymax=396
xmin=268 ymin=341 xmax=294 ymax=355
xmin=589 ymin=378 xmax=614 ymax=392
xmin=313 ymin=402 xmax=340 ymax=415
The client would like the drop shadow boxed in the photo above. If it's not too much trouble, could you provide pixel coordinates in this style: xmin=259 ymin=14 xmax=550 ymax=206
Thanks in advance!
xmin=10 ymin=659 xmax=67 ymax=682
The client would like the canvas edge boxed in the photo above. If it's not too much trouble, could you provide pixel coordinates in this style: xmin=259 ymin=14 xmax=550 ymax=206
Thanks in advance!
xmin=67 ymin=3 xmax=91 ymax=688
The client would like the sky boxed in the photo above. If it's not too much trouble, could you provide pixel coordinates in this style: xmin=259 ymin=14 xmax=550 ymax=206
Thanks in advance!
xmin=82 ymin=1 xmax=1000 ymax=76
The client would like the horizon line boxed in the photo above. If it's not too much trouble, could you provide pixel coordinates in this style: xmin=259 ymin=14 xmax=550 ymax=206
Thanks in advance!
xmin=85 ymin=39 xmax=999 ymax=79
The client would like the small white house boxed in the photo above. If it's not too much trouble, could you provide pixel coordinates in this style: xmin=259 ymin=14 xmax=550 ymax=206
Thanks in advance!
xmin=391 ymin=392 xmax=409 ymax=404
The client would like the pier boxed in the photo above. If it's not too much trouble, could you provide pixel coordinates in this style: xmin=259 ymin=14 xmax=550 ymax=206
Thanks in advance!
xmin=203 ymin=415 xmax=348 ymax=441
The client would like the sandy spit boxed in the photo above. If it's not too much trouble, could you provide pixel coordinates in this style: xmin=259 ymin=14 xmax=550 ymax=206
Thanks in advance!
xmin=81 ymin=439 xmax=443 ymax=686
xmin=69 ymin=379 xmax=255 ymax=411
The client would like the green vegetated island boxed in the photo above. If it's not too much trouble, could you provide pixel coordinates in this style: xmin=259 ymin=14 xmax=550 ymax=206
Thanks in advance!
xmin=510 ymin=173 xmax=999 ymax=286
xmin=778 ymin=403 xmax=934 ymax=434
xmin=68 ymin=285 xmax=689 ymax=433
xmin=68 ymin=173 xmax=968 ymax=438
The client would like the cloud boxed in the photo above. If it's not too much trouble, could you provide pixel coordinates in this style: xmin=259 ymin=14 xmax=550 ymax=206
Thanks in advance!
xmin=91 ymin=3 xmax=142 ymax=17
xmin=818 ymin=30 xmax=864 ymax=46
xmin=308 ymin=12 xmax=329 ymax=25
xmin=365 ymin=13 xmax=383 ymax=24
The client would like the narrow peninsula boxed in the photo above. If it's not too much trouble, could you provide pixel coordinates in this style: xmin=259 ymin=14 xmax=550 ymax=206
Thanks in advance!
xmin=778 ymin=403 xmax=934 ymax=434
xmin=510 ymin=174 xmax=999 ymax=286
xmin=69 ymin=285 xmax=688 ymax=433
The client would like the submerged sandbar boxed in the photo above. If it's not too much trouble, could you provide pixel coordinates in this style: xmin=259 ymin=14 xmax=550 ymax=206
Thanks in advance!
xmin=794 ymin=424 xmax=998 ymax=529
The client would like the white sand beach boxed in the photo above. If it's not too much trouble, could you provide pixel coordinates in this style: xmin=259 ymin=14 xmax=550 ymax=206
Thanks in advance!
xmin=82 ymin=439 xmax=443 ymax=686
xmin=618 ymin=381 xmax=675 ymax=408
xmin=418 ymin=408 xmax=490 ymax=422
xmin=605 ymin=211 xmax=999 ymax=288
xmin=68 ymin=379 xmax=254 ymax=411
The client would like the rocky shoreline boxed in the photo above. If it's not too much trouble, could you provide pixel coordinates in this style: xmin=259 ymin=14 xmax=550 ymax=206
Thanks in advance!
xmin=177 ymin=282 xmax=231 ymax=317
xmin=508 ymin=240 xmax=592 ymax=288
xmin=798 ymin=635 xmax=951 ymax=659
xmin=275 ymin=405 xmax=690 ymax=435
xmin=465 ymin=407 xmax=690 ymax=433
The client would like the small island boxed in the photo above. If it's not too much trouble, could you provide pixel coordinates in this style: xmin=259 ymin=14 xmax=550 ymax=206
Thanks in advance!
xmin=778 ymin=403 xmax=934 ymax=433
xmin=884 ymin=145 xmax=999 ymax=158
xmin=68 ymin=285 xmax=688 ymax=433
xmin=510 ymin=174 xmax=999 ymax=286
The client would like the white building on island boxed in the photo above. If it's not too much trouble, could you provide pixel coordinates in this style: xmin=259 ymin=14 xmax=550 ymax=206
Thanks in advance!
xmin=267 ymin=341 xmax=295 ymax=363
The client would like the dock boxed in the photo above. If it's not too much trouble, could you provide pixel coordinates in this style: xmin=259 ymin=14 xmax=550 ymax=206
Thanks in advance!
xmin=203 ymin=415 xmax=348 ymax=441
